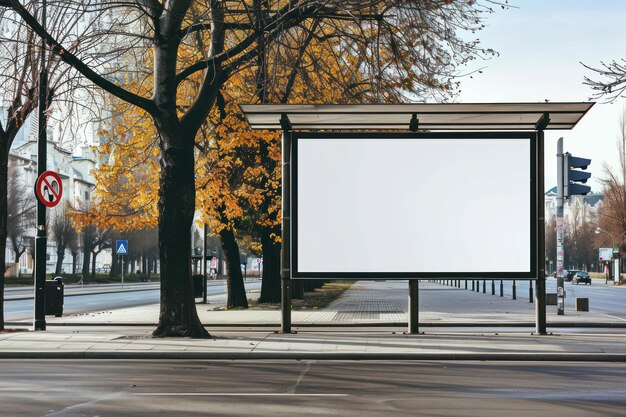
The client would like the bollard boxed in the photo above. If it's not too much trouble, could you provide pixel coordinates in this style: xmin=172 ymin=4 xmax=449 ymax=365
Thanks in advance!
xmin=500 ymin=280 xmax=504 ymax=297
xmin=529 ymin=280 xmax=534 ymax=303
xmin=512 ymin=280 xmax=517 ymax=300
xmin=491 ymin=279 xmax=495 ymax=295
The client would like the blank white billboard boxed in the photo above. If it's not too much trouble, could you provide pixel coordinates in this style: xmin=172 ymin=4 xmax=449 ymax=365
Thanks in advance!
xmin=293 ymin=133 xmax=536 ymax=279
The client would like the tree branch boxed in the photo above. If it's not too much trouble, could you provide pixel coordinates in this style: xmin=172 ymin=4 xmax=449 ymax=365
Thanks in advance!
xmin=6 ymin=0 xmax=158 ymax=115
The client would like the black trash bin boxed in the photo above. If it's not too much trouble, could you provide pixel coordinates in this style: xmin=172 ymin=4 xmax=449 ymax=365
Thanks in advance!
xmin=45 ymin=277 xmax=64 ymax=317
xmin=192 ymin=274 xmax=204 ymax=298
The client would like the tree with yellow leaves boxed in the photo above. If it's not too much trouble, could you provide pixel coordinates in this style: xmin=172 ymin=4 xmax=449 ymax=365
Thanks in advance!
xmin=9 ymin=1 xmax=500 ymax=337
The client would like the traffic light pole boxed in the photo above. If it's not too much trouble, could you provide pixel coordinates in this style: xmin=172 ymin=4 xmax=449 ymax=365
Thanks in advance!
xmin=280 ymin=115 xmax=292 ymax=334
xmin=535 ymin=114 xmax=548 ymax=335
xmin=556 ymin=138 xmax=565 ymax=315
xmin=33 ymin=0 xmax=47 ymax=331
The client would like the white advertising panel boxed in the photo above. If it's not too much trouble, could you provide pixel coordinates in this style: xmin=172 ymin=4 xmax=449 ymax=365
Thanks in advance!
xmin=293 ymin=133 xmax=536 ymax=279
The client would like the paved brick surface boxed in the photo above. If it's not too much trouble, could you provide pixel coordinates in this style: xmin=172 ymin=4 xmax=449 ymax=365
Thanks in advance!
xmin=2 ymin=280 xmax=626 ymax=358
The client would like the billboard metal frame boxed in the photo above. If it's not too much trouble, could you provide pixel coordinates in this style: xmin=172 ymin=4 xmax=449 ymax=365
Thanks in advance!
xmin=291 ymin=131 xmax=538 ymax=280
xmin=239 ymin=103 xmax=594 ymax=335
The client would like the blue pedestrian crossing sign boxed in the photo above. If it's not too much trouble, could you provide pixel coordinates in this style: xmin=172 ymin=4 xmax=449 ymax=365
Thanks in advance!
xmin=116 ymin=240 xmax=129 ymax=255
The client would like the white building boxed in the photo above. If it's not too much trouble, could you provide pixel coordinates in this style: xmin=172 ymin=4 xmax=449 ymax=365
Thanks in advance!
xmin=544 ymin=186 xmax=603 ymax=225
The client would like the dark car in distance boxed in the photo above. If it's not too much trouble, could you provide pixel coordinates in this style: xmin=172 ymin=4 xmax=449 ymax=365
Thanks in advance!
xmin=565 ymin=270 xmax=580 ymax=282
xmin=573 ymin=271 xmax=591 ymax=285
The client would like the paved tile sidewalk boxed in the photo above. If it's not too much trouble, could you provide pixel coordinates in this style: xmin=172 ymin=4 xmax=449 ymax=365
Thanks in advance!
xmin=2 ymin=280 xmax=626 ymax=358
xmin=28 ymin=280 xmax=623 ymax=326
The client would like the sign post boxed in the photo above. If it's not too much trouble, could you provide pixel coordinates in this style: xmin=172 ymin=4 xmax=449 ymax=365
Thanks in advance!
xmin=116 ymin=240 xmax=128 ymax=287
xmin=33 ymin=169 xmax=63 ymax=331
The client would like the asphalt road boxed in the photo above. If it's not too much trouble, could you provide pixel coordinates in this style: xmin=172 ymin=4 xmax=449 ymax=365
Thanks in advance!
xmin=4 ymin=281 xmax=262 ymax=322
xmin=0 ymin=360 xmax=624 ymax=416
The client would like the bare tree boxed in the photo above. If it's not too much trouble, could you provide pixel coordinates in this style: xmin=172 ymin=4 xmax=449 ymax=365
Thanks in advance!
xmin=68 ymin=229 xmax=80 ymax=275
xmin=4 ymin=0 xmax=502 ymax=337
xmin=564 ymin=196 xmax=597 ymax=271
xmin=50 ymin=208 xmax=77 ymax=274
xmin=596 ymin=114 xmax=626 ymax=260
xmin=0 ymin=1 xmax=108 ymax=329
xmin=583 ymin=59 xmax=626 ymax=103
xmin=6 ymin=162 xmax=34 ymax=265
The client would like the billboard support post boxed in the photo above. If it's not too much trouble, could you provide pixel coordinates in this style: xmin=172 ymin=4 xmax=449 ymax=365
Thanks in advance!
xmin=535 ymin=113 xmax=549 ymax=335
xmin=280 ymin=115 xmax=292 ymax=334
xmin=408 ymin=280 xmax=419 ymax=334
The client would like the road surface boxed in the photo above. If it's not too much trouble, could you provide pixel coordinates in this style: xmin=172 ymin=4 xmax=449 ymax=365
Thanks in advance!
xmin=0 ymin=359 xmax=624 ymax=416
xmin=4 ymin=281 xmax=261 ymax=322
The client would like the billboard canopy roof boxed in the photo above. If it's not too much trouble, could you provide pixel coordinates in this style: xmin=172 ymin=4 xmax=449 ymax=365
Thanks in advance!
xmin=240 ymin=102 xmax=595 ymax=131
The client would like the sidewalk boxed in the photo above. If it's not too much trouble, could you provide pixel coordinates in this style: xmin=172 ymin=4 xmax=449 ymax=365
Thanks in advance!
xmin=1 ymin=281 xmax=626 ymax=360
xmin=17 ymin=280 xmax=625 ymax=327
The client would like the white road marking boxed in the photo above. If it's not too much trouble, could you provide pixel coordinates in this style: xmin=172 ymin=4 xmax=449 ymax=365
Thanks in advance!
xmin=134 ymin=393 xmax=347 ymax=397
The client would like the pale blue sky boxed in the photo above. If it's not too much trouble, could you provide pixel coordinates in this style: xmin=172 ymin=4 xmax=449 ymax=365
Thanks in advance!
xmin=459 ymin=0 xmax=626 ymax=191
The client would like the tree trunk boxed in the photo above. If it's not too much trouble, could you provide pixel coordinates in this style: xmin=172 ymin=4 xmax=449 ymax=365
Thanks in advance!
xmin=91 ymin=251 xmax=98 ymax=280
xmin=0 ymin=141 xmax=8 ymax=330
xmin=259 ymin=226 xmax=281 ymax=303
xmin=55 ymin=243 xmax=66 ymax=275
xmin=220 ymin=228 xmax=248 ymax=308
xmin=81 ymin=248 xmax=91 ymax=282
xmin=110 ymin=250 xmax=118 ymax=278
xmin=13 ymin=246 xmax=23 ymax=264
xmin=152 ymin=128 xmax=208 ymax=338
xmin=71 ymin=253 xmax=78 ymax=275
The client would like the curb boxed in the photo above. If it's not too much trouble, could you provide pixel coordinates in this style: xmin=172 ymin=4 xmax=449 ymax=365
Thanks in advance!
xmin=1 ymin=351 xmax=626 ymax=361
xmin=6 ymin=321 xmax=626 ymax=328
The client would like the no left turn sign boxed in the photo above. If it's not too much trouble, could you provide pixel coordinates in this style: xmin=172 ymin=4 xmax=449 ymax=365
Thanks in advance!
xmin=35 ymin=171 xmax=63 ymax=208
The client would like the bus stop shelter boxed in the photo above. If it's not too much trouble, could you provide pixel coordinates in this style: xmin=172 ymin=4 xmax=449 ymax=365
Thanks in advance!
xmin=241 ymin=102 xmax=594 ymax=334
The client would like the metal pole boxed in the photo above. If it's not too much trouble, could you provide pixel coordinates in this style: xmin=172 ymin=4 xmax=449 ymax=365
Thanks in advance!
xmin=491 ymin=280 xmax=495 ymax=295
xmin=203 ymin=224 xmax=208 ymax=303
xmin=482 ymin=279 xmax=486 ymax=293
xmin=535 ymin=119 xmax=548 ymax=334
xmin=280 ymin=124 xmax=292 ymax=334
xmin=500 ymin=280 xmax=503 ymax=297
xmin=121 ymin=255 xmax=124 ymax=288
xmin=512 ymin=280 xmax=516 ymax=300
xmin=529 ymin=280 xmax=534 ymax=303
xmin=33 ymin=0 xmax=48 ymax=331
xmin=556 ymin=137 xmax=565 ymax=315
xmin=464 ymin=280 xmax=467 ymax=290
xmin=408 ymin=280 xmax=419 ymax=334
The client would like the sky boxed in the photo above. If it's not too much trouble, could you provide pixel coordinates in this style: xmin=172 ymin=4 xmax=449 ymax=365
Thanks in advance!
xmin=458 ymin=0 xmax=626 ymax=192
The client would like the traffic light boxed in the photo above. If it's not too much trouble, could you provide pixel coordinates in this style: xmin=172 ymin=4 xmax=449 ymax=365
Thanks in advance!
xmin=563 ymin=152 xmax=591 ymax=197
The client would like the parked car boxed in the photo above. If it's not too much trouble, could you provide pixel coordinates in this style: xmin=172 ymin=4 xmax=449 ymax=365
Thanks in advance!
xmin=573 ymin=271 xmax=591 ymax=285
xmin=565 ymin=270 xmax=580 ymax=282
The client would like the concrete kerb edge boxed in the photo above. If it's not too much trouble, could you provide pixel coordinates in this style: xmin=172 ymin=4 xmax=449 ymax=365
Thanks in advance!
xmin=1 ymin=351 xmax=626 ymax=361
xmin=6 ymin=321 xmax=626 ymax=328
